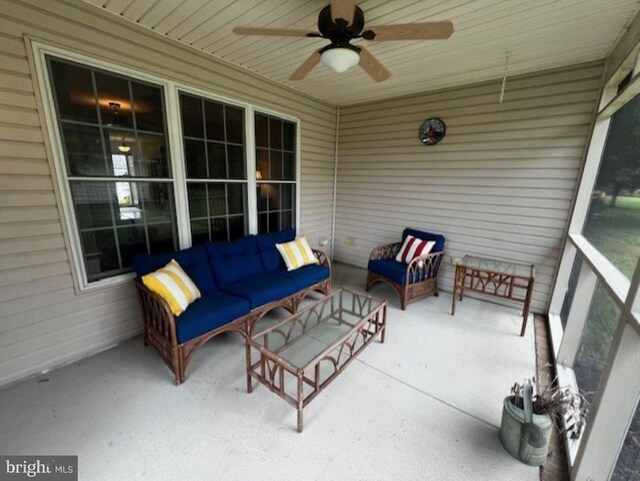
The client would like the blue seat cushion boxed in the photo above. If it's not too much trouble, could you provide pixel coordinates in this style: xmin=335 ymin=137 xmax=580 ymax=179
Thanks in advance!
xmin=131 ymin=244 xmax=217 ymax=294
xmin=402 ymin=228 xmax=446 ymax=253
xmin=255 ymin=229 xmax=296 ymax=272
xmin=221 ymin=272 xmax=298 ymax=309
xmin=176 ymin=292 xmax=250 ymax=344
xmin=368 ymin=258 xmax=436 ymax=285
xmin=276 ymin=265 xmax=330 ymax=290
xmin=205 ymin=236 xmax=265 ymax=286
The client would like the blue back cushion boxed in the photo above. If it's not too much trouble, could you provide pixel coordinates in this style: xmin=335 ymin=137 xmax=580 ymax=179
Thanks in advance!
xmin=402 ymin=228 xmax=446 ymax=253
xmin=255 ymin=229 xmax=296 ymax=272
xmin=131 ymin=244 xmax=218 ymax=293
xmin=205 ymin=235 xmax=265 ymax=286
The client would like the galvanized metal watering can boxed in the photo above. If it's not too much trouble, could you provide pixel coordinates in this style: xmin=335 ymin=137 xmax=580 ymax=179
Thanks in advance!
xmin=499 ymin=382 xmax=553 ymax=466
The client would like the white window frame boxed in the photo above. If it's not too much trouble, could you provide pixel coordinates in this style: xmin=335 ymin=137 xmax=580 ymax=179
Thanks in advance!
xmin=547 ymin=42 xmax=640 ymax=480
xmin=31 ymin=41 xmax=301 ymax=293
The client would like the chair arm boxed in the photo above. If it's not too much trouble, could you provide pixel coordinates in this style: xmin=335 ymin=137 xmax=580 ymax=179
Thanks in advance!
xmin=134 ymin=279 xmax=178 ymax=347
xmin=405 ymin=251 xmax=445 ymax=285
xmin=312 ymin=248 xmax=331 ymax=270
xmin=369 ymin=242 xmax=402 ymax=261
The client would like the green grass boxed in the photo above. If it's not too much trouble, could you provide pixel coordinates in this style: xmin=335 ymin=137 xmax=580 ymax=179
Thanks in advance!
xmin=574 ymin=196 xmax=640 ymax=399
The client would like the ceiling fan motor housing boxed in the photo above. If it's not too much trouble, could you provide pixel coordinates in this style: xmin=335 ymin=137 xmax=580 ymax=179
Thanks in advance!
xmin=318 ymin=5 xmax=365 ymax=40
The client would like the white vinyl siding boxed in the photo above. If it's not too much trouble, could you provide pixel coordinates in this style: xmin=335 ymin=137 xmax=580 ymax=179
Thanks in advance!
xmin=0 ymin=0 xmax=336 ymax=387
xmin=334 ymin=61 xmax=604 ymax=313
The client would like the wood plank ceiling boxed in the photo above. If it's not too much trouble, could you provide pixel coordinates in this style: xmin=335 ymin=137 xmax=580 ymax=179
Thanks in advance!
xmin=81 ymin=0 xmax=640 ymax=105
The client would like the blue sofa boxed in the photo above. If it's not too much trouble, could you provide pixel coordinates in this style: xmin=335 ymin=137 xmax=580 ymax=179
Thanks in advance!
xmin=132 ymin=229 xmax=331 ymax=385
xmin=366 ymin=228 xmax=445 ymax=310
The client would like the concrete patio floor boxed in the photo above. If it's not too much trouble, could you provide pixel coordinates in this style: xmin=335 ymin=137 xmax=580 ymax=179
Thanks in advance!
xmin=0 ymin=263 xmax=538 ymax=481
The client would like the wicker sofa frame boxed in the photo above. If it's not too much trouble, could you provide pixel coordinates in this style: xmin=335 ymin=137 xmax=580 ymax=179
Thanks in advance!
xmin=134 ymin=249 xmax=331 ymax=385
xmin=366 ymin=242 xmax=444 ymax=310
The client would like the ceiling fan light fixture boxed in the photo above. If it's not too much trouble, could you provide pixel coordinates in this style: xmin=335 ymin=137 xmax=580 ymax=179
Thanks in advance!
xmin=321 ymin=47 xmax=360 ymax=73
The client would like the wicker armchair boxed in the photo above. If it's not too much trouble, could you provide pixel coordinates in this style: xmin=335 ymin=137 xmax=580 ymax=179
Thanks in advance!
xmin=366 ymin=229 xmax=445 ymax=310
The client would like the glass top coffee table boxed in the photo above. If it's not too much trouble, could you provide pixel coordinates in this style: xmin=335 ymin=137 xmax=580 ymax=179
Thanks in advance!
xmin=246 ymin=288 xmax=388 ymax=432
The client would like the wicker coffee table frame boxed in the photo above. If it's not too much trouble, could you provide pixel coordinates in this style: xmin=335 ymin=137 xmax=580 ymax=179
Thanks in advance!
xmin=246 ymin=288 xmax=388 ymax=432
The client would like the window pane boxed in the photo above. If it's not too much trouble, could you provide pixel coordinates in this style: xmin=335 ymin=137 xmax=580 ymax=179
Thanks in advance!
xmin=49 ymin=60 xmax=97 ymax=123
xmin=148 ymin=222 xmax=176 ymax=254
xmin=269 ymin=118 xmax=282 ymax=149
xmin=255 ymin=114 xmax=268 ymax=147
xmin=81 ymin=229 xmax=119 ymax=281
xmin=191 ymin=219 xmax=209 ymax=244
xmin=117 ymin=225 xmax=147 ymax=268
xmin=283 ymin=121 xmax=295 ymax=151
xmin=63 ymin=124 xmax=106 ymax=176
xmin=184 ymin=140 xmax=206 ymax=178
xmin=71 ymin=182 xmax=113 ymax=229
xmin=582 ymin=94 xmax=640 ymax=279
xmin=270 ymin=150 xmax=282 ymax=180
xmin=137 ymin=133 xmax=169 ymax=177
xmin=141 ymin=183 xmax=173 ymax=223
xmin=281 ymin=210 xmax=292 ymax=230
xmin=132 ymin=82 xmax=164 ymax=133
xmin=573 ymin=283 xmax=620 ymax=406
xmin=180 ymin=94 xmax=203 ymax=138
xmin=256 ymin=149 xmax=269 ymax=180
xmin=207 ymin=143 xmax=226 ymax=179
xmin=257 ymin=185 xmax=267 ymax=211
xmin=225 ymin=106 xmax=244 ymax=144
xmin=210 ymin=218 xmax=227 ymax=242
xmin=208 ymin=184 xmax=226 ymax=217
xmin=227 ymin=184 xmax=246 ymax=215
xmin=227 ymin=145 xmax=246 ymax=179
xmin=187 ymin=183 xmax=208 ymax=218
xmin=258 ymin=213 xmax=268 ymax=234
xmin=269 ymin=212 xmax=280 ymax=232
xmin=228 ymin=216 xmax=246 ymax=240
xmin=281 ymin=184 xmax=293 ymax=210
xmin=113 ymin=181 xmax=143 ymax=225
xmin=283 ymin=152 xmax=295 ymax=180
xmin=205 ymin=101 xmax=224 ymax=142
xmin=95 ymin=72 xmax=133 ymax=129
xmin=611 ymin=403 xmax=640 ymax=481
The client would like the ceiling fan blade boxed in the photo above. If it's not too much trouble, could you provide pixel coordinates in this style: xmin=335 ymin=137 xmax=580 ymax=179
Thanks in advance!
xmin=331 ymin=0 xmax=358 ymax=25
xmin=363 ymin=21 xmax=454 ymax=41
xmin=358 ymin=47 xmax=390 ymax=82
xmin=233 ymin=27 xmax=319 ymax=37
xmin=290 ymin=51 xmax=322 ymax=81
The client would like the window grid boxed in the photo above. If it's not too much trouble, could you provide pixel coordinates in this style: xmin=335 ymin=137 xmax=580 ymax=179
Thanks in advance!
xmin=180 ymin=92 xmax=249 ymax=243
xmin=48 ymin=56 xmax=178 ymax=283
xmin=255 ymin=112 xmax=296 ymax=234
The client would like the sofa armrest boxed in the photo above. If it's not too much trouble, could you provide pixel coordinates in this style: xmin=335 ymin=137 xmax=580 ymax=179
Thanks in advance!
xmin=312 ymin=248 xmax=331 ymax=270
xmin=369 ymin=242 xmax=402 ymax=261
xmin=405 ymin=251 xmax=445 ymax=285
xmin=134 ymin=279 xmax=178 ymax=347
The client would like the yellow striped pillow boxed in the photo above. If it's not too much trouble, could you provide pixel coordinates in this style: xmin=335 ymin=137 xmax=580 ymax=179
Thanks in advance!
xmin=276 ymin=237 xmax=319 ymax=271
xmin=142 ymin=260 xmax=201 ymax=316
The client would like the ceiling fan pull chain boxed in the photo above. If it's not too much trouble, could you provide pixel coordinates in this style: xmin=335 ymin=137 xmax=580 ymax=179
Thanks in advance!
xmin=499 ymin=50 xmax=511 ymax=104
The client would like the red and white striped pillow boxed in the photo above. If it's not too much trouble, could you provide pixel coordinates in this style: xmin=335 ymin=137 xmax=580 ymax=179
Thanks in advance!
xmin=395 ymin=235 xmax=436 ymax=264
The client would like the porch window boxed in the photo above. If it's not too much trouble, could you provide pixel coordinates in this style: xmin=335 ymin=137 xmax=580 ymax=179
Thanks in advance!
xmin=254 ymin=113 xmax=296 ymax=233
xmin=47 ymin=57 xmax=178 ymax=282
xmin=179 ymin=93 xmax=248 ymax=242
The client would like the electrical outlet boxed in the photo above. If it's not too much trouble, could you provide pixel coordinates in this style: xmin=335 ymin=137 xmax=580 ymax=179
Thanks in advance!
xmin=319 ymin=238 xmax=329 ymax=246
xmin=346 ymin=236 xmax=356 ymax=246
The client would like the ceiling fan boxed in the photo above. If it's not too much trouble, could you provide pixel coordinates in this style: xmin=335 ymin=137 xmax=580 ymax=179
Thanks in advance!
xmin=233 ymin=0 xmax=454 ymax=82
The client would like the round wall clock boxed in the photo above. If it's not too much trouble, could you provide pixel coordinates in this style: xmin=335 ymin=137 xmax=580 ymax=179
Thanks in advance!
xmin=419 ymin=118 xmax=446 ymax=145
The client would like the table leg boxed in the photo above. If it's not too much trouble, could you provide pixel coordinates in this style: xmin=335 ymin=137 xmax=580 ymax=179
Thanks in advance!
xmin=451 ymin=266 xmax=459 ymax=315
xmin=297 ymin=374 xmax=304 ymax=433
xmin=245 ymin=341 xmax=253 ymax=393
xmin=380 ymin=306 xmax=387 ymax=343
xmin=520 ymin=279 xmax=534 ymax=337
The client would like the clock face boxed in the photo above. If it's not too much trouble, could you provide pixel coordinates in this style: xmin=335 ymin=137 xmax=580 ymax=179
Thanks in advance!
xmin=419 ymin=118 xmax=446 ymax=145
